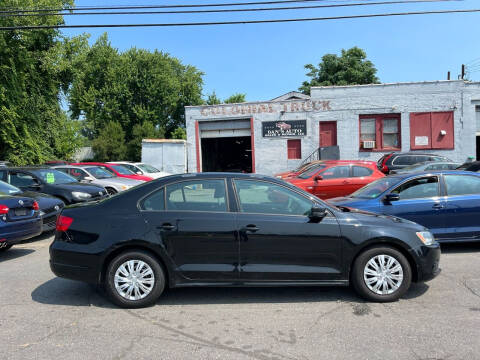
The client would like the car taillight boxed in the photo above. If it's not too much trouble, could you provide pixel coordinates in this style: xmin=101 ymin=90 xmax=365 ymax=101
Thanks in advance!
xmin=381 ymin=153 xmax=394 ymax=173
xmin=0 ymin=205 xmax=9 ymax=215
xmin=32 ymin=201 xmax=39 ymax=211
xmin=56 ymin=215 xmax=73 ymax=232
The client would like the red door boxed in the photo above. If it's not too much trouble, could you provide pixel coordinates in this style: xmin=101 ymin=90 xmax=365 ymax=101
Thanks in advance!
xmin=312 ymin=165 xmax=352 ymax=199
xmin=319 ymin=121 xmax=337 ymax=147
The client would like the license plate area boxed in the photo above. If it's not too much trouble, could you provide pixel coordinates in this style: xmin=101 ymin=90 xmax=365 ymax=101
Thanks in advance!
xmin=15 ymin=208 xmax=28 ymax=216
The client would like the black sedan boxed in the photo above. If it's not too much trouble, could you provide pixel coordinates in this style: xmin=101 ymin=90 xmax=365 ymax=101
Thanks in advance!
xmin=50 ymin=173 xmax=441 ymax=308
xmin=0 ymin=167 xmax=108 ymax=204
xmin=1 ymin=194 xmax=42 ymax=252
xmin=0 ymin=180 xmax=64 ymax=232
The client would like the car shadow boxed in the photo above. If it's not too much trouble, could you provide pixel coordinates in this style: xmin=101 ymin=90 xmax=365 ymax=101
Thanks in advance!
xmin=22 ymin=230 xmax=55 ymax=244
xmin=440 ymin=242 xmax=480 ymax=254
xmin=31 ymin=278 xmax=429 ymax=308
xmin=0 ymin=248 xmax=35 ymax=262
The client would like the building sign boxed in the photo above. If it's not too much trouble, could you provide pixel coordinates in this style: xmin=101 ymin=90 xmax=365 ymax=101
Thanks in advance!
xmin=262 ymin=120 xmax=307 ymax=137
xmin=199 ymin=100 xmax=332 ymax=117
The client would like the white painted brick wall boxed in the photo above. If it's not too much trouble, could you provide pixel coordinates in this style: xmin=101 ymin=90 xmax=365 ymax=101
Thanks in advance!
xmin=185 ymin=80 xmax=480 ymax=175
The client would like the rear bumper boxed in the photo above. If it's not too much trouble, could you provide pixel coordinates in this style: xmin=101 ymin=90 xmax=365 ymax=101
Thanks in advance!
xmin=49 ymin=240 xmax=101 ymax=284
xmin=410 ymin=242 xmax=441 ymax=282
xmin=0 ymin=218 xmax=42 ymax=246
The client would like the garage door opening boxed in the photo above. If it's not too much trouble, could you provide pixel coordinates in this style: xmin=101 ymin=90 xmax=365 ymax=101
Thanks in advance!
xmin=201 ymin=136 xmax=252 ymax=173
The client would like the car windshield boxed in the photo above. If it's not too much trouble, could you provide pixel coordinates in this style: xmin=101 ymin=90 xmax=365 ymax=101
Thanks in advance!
xmin=297 ymin=165 xmax=327 ymax=179
xmin=85 ymin=166 xmax=115 ymax=179
xmin=31 ymin=169 xmax=77 ymax=185
xmin=350 ymin=177 xmax=401 ymax=199
xmin=0 ymin=180 xmax=22 ymax=195
xmin=110 ymin=165 xmax=135 ymax=175
xmin=136 ymin=163 xmax=159 ymax=173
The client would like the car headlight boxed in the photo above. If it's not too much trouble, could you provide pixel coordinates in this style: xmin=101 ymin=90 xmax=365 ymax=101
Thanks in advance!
xmin=72 ymin=191 xmax=92 ymax=200
xmin=416 ymin=231 xmax=435 ymax=246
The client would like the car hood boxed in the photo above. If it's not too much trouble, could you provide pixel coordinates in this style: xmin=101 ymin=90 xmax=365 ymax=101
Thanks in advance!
xmin=145 ymin=172 xmax=170 ymax=179
xmin=53 ymin=182 xmax=106 ymax=194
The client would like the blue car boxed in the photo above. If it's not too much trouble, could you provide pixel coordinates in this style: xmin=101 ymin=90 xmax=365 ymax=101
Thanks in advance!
xmin=0 ymin=195 xmax=42 ymax=252
xmin=328 ymin=171 xmax=480 ymax=243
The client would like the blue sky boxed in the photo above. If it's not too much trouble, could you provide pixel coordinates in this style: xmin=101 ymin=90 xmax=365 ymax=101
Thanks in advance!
xmin=62 ymin=0 xmax=480 ymax=102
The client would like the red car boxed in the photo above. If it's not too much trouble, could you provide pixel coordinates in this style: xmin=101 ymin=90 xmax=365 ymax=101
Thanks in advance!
xmin=286 ymin=160 xmax=385 ymax=199
xmin=73 ymin=162 xmax=153 ymax=182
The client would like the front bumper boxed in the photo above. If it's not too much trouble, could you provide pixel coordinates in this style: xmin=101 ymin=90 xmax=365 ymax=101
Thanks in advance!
xmin=409 ymin=242 xmax=441 ymax=282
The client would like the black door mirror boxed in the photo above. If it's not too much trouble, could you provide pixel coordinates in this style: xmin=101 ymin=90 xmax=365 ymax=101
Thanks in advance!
xmin=314 ymin=175 xmax=323 ymax=182
xmin=309 ymin=206 xmax=327 ymax=222
xmin=383 ymin=193 xmax=400 ymax=204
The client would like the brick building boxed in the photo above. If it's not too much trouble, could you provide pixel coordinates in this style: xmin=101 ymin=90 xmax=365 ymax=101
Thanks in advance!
xmin=185 ymin=80 xmax=480 ymax=175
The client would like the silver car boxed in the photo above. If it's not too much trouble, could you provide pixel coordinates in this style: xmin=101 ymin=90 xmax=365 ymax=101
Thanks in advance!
xmin=53 ymin=165 xmax=144 ymax=195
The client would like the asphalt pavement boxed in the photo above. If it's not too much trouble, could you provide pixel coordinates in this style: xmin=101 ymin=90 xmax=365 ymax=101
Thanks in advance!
xmin=1 ymin=235 xmax=479 ymax=360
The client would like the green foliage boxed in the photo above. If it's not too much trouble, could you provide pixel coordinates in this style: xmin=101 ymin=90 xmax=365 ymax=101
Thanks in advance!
xmin=206 ymin=91 xmax=221 ymax=105
xmin=0 ymin=0 xmax=84 ymax=164
xmin=171 ymin=127 xmax=186 ymax=140
xmin=299 ymin=47 xmax=380 ymax=95
xmin=68 ymin=34 xmax=204 ymax=143
xmin=224 ymin=93 xmax=246 ymax=104
xmin=127 ymin=121 xmax=164 ymax=161
xmin=92 ymin=121 xmax=127 ymax=162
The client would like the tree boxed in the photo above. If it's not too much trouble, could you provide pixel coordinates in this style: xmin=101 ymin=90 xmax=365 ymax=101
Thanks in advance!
xmin=224 ymin=93 xmax=246 ymax=104
xmin=127 ymin=121 xmax=164 ymax=161
xmin=0 ymin=0 xmax=84 ymax=164
xmin=68 ymin=34 xmax=204 ymax=144
xmin=171 ymin=127 xmax=186 ymax=140
xmin=206 ymin=91 xmax=221 ymax=105
xmin=92 ymin=121 xmax=127 ymax=161
xmin=299 ymin=47 xmax=379 ymax=95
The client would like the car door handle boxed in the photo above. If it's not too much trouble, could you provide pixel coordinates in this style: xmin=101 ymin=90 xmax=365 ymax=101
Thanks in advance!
xmin=242 ymin=224 xmax=259 ymax=232
xmin=342 ymin=180 xmax=350 ymax=184
xmin=158 ymin=223 xmax=176 ymax=231
xmin=432 ymin=204 xmax=444 ymax=209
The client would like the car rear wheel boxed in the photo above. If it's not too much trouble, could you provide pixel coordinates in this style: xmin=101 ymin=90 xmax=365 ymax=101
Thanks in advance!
xmin=0 ymin=244 xmax=13 ymax=252
xmin=352 ymin=246 xmax=411 ymax=302
xmin=105 ymin=250 xmax=165 ymax=308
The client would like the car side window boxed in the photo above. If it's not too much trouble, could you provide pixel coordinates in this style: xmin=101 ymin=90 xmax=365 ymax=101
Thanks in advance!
xmin=234 ymin=179 xmax=313 ymax=216
xmin=166 ymin=179 xmax=227 ymax=212
xmin=444 ymin=175 xmax=480 ymax=196
xmin=352 ymin=166 xmax=373 ymax=177
xmin=391 ymin=176 xmax=439 ymax=200
xmin=9 ymin=172 xmax=36 ymax=187
xmin=141 ymin=188 xmax=165 ymax=211
xmin=69 ymin=169 xmax=87 ymax=180
xmin=320 ymin=166 xmax=350 ymax=179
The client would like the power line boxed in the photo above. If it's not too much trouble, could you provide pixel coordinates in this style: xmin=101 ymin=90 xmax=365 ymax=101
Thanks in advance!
xmin=0 ymin=0 xmax=459 ymax=17
xmin=0 ymin=8 xmax=478 ymax=31
xmin=0 ymin=0 xmax=460 ymax=13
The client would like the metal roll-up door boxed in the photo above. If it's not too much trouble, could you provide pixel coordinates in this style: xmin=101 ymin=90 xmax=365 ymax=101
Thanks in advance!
xmin=199 ymin=119 xmax=251 ymax=138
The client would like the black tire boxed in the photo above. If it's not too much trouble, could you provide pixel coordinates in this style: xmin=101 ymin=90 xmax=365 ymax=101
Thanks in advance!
xmin=105 ymin=250 xmax=165 ymax=308
xmin=0 ymin=244 xmax=13 ymax=252
xmin=352 ymin=246 xmax=412 ymax=302
xmin=105 ymin=187 xmax=117 ymax=196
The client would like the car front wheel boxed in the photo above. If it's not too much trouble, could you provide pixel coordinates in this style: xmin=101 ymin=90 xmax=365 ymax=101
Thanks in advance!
xmin=105 ymin=250 xmax=165 ymax=308
xmin=352 ymin=246 xmax=412 ymax=302
xmin=0 ymin=244 xmax=13 ymax=252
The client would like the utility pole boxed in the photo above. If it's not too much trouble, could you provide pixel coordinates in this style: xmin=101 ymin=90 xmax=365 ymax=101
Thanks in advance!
xmin=447 ymin=71 xmax=451 ymax=80
xmin=461 ymin=64 xmax=465 ymax=80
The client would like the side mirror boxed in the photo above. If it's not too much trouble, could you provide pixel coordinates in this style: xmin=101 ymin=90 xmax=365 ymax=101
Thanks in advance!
xmin=309 ymin=206 xmax=327 ymax=222
xmin=383 ymin=193 xmax=400 ymax=204
xmin=314 ymin=175 xmax=323 ymax=182
xmin=83 ymin=176 xmax=95 ymax=182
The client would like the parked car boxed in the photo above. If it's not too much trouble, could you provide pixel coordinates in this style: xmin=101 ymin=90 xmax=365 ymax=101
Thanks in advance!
xmin=0 ymin=167 xmax=108 ymax=205
xmin=274 ymin=160 xmax=324 ymax=179
xmin=286 ymin=160 xmax=385 ymax=199
xmin=328 ymin=170 xmax=480 ymax=243
xmin=0 ymin=194 xmax=42 ymax=252
xmin=0 ymin=180 xmax=64 ymax=232
xmin=50 ymin=172 xmax=440 ymax=308
xmin=377 ymin=152 xmax=452 ymax=174
xmin=389 ymin=161 xmax=461 ymax=175
xmin=108 ymin=162 xmax=171 ymax=179
xmin=0 ymin=161 xmax=12 ymax=168
xmin=456 ymin=161 xmax=480 ymax=172
xmin=73 ymin=162 xmax=153 ymax=182
xmin=53 ymin=165 xmax=143 ymax=195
